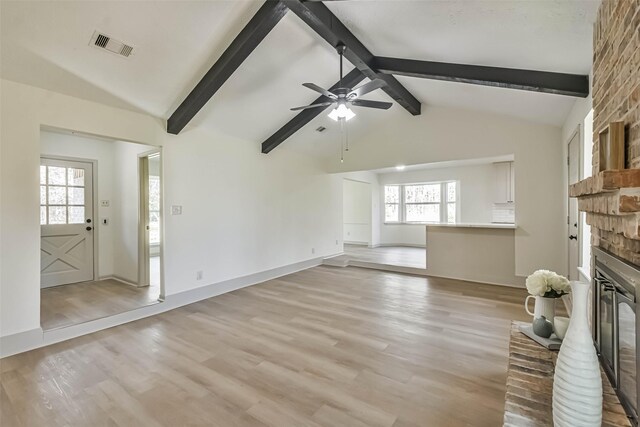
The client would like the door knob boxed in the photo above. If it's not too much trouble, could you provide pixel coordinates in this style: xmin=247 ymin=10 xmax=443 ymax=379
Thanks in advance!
xmin=86 ymin=226 xmax=93 ymax=231
xmin=569 ymin=235 xmax=577 ymax=240
xmin=86 ymin=219 xmax=92 ymax=223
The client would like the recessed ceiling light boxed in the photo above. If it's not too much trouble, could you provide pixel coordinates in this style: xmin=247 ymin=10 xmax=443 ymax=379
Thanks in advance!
xmin=396 ymin=165 xmax=406 ymax=171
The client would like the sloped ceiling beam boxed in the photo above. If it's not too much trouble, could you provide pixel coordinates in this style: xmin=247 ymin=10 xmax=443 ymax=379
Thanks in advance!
xmin=167 ymin=1 xmax=289 ymax=135
xmin=373 ymin=57 xmax=589 ymax=98
xmin=261 ymin=68 xmax=365 ymax=154
xmin=283 ymin=0 xmax=422 ymax=116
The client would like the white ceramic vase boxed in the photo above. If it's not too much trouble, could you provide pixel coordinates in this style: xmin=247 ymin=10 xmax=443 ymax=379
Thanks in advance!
xmin=525 ymin=295 xmax=556 ymax=323
xmin=552 ymin=281 xmax=602 ymax=427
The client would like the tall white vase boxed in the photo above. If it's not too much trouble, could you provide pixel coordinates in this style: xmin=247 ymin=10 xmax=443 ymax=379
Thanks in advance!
xmin=553 ymin=281 xmax=602 ymax=427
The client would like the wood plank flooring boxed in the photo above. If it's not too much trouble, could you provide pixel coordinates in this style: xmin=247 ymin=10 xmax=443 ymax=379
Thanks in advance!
xmin=4 ymin=266 xmax=529 ymax=426
xmin=41 ymin=278 xmax=161 ymax=330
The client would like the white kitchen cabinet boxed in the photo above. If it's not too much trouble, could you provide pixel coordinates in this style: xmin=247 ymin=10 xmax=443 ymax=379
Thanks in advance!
xmin=494 ymin=161 xmax=515 ymax=204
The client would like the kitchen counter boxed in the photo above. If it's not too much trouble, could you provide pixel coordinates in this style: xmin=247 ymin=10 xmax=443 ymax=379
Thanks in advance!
xmin=425 ymin=224 xmax=523 ymax=286
xmin=425 ymin=222 xmax=516 ymax=229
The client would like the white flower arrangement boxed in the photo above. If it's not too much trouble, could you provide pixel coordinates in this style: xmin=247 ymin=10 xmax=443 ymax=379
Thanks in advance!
xmin=526 ymin=269 xmax=570 ymax=298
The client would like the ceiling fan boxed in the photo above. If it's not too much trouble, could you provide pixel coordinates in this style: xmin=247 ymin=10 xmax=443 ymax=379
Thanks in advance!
xmin=290 ymin=43 xmax=393 ymax=121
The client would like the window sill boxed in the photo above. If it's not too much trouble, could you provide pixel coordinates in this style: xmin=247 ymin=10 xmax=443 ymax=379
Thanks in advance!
xmin=384 ymin=222 xmax=450 ymax=225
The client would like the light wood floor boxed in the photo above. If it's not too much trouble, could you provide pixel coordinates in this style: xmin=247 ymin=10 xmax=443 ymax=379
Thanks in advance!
xmin=333 ymin=244 xmax=426 ymax=269
xmin=41 ymin=278 xmax=161 ymax=330
xmin=4 ymin=266 xmax=529 ymax=426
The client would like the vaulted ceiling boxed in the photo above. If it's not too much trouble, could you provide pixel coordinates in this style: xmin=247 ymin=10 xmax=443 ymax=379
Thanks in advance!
xmin=1 ymin=0 xmax=599 ymax=156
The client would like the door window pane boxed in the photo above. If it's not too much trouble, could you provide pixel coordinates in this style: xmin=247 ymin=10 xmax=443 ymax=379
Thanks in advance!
xmin=40 ymin=206 xmax=47 ymax=225
xmin=48 ymin=186 xmax=67 ymax=205
xmin=40 ymin=186 xmax=47 ymax=204
xmin=68 ymin=187 xmax=84 ymax=205
xmin=40 ymin=165 xmax=47 ymax=185
xmin=47 ymin=166 xmax=66 ymax=185
xmin=68 ymin=168 xmax=85 ymax=186
xmin=406 ymin=204 xmax=439 ymax=222
xmin=68 ymin=206 xmax=85 ymax=224
xmin=48 ymin=206 xmax=67 ymax=224
xmin=49 ymin=187 xmax=67 ymax=205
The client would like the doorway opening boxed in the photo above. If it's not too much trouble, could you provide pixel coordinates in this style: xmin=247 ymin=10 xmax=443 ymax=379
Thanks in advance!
xmin=39 ymin=128 xmax=163 ymax=330
xmin=138 ymin=151 xmax=162 ymax=296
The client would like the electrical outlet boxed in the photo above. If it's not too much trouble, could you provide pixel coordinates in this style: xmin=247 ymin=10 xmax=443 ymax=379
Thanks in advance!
xmin=100 ymin=200 xmax=110 ymax=207
xmin=311 ymin=248 xmax=315 ymax=255
xmin=196 ymin=270 xmax=203 ymax=281
xmin=335 ymin=240 xmax=338 ymax=245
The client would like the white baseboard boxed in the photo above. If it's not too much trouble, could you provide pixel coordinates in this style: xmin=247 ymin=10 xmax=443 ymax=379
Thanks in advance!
xmin=1 ymin=255 xmax=334 ymax=358
xmin=0 ymin=327 xmax=44 ymax=357
xmin=98 ymin=275 xmax=139 ymax=287
xmin=344 ymin=241 xmax=368 ymax=246
xmin=370 ymin=243 xmax=426 ymax=248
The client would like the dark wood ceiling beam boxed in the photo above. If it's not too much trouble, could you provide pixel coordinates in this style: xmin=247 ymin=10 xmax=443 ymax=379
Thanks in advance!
xmin=167 ymin=1 xmax=289 ymax=134
xmin=373 ymin=56 xmax=589 ymax=98
xmin=261 ymin=68 xmax=365 ymax=154
xmin=283 ymin=0 xmax=421 ymax=116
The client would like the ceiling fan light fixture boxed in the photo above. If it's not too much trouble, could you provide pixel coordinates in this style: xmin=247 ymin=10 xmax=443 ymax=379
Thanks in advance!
xmin=328 ymin=103 xmax=355 ymax=121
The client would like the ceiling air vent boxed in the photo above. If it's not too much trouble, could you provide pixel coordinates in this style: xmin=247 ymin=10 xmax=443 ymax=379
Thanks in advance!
xmin=89 ymin=31 xmax=134 ymax=58
xmin=315 ymin=126 xmax=327 ymax=133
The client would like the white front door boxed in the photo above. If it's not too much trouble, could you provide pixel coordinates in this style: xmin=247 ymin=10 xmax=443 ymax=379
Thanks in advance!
xmin=568 ymin=131 xmax=580 ymax=280
xmin=40 ymin=158 xmax=94 ymax=287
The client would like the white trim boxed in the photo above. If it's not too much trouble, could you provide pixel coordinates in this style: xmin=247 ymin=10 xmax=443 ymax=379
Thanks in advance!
xmin=1 ymin=255 xmax=335 ymax=358
xmin=369 ymin=243 xmax=426 ymax=248
xmin=566 ymin=124 xmax=582 ymax=280
xmin=0 ymin=328 xmax=44 ymax=357
xmin=577 ymin=266 xmax=591 ymax=283
xmin=97 ymin=275 xmax=140 ymax=288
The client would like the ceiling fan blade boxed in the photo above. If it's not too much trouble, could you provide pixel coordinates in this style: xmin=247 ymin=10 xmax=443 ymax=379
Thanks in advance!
xmin=290 ymin=101 xmax=334 ymax=111
xmin=350 ymin=99 xmax=393 ymax=110
xmin=302 ymin=83 xmax=338 ymax=99
xmin=347 ymin=79 xmax=387 ymax=99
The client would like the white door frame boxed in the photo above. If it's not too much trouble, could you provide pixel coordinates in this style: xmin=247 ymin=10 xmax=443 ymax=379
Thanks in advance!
xmin=137 ymin=149 xmax=164 ymax=299
xmin=40 ymin=155 xmax=100 ymax=284
xmin=567 ymin=125 xmax=583 ymax=280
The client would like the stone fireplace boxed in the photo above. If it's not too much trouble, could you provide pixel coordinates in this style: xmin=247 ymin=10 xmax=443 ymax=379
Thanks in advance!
xmin=570 ymin=0 xmax=640 ymax=267
xmin=569 ymin=1 xmax=640 ymax=424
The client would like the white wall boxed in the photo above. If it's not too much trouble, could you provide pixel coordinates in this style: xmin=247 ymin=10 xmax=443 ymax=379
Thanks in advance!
xmin=0 ymin=79 xmax=342 ymax=338
xmin=343 ymin=179 xmax=371 ymax=244
xmin=377 ymin=163 xmax=497 ymax=246
xmin=325 ymin=106 xmax=565 ymax=277
xmin=111 ymin=141 xmax=153 ymax=283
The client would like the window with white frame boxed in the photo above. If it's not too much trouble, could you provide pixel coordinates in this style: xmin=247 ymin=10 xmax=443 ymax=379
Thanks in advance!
xmin=384 ymin=181 xmax=457 ymax=224
xmin=384 ymin=185 xmax=400 ymax=222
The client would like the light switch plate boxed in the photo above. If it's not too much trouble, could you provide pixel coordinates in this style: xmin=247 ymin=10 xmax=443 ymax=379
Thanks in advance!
xmin=171 ymin=205 xmax=182 ymax=215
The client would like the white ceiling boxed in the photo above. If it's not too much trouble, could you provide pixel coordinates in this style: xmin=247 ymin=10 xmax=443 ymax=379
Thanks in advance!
xmin=1 ymin=0 xmax=599 ymax=157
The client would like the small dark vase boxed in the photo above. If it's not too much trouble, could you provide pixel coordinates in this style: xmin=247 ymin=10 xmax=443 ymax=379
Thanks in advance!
xmin=533 ymin=315 xmax=554 ymax=338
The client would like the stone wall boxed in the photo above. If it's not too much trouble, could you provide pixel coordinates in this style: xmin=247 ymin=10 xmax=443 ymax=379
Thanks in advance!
xmin=592 ymin=0 xmax=640 ymax=171
xmin=579 ymin=0 xmax=640 ymax=265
